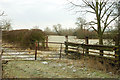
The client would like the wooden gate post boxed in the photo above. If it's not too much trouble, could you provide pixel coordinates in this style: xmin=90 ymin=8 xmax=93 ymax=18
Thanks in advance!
xmin=35 ymin=41 xmax=38 ymax=60
xmin=85 ymin=37 xmax=89 ymax=55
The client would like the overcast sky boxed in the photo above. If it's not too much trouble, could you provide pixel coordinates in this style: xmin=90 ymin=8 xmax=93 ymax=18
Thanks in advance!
xmin=0 ymin=0 xmax=83 ymax=30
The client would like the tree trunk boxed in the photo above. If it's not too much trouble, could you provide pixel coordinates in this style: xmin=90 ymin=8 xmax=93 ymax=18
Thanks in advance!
xmin=99 ymin=34 xmax=103 ymax=56
xmin=99 ymin=35 xmax=103 ymax=45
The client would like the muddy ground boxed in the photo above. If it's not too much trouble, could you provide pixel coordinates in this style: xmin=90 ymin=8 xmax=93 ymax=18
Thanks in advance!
xmin=2 ymin=59 xmax=120 ymax=78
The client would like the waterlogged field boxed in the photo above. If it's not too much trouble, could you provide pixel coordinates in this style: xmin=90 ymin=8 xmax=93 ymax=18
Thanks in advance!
xmin=48 ymin=36 xmax=114 ymax=47
xmin=48 ymin=36 xmax=114 ymax=44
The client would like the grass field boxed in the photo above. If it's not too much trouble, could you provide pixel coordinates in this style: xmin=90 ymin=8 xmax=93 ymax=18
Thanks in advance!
xmin=2 ymin=59 xmax=120 ymax=78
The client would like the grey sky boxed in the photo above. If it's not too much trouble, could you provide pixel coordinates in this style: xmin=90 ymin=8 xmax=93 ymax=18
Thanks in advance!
xmin=0 ymin=0 xmax=81 ymax=30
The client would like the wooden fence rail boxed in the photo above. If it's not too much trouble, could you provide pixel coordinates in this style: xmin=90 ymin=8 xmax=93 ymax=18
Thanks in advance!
xmin=65 ymin=41 xmax=120 ymax=65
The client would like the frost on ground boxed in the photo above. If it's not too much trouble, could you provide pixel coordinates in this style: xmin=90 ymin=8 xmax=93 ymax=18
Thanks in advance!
xmin=2 ymin=59 xmax=120 ymax=78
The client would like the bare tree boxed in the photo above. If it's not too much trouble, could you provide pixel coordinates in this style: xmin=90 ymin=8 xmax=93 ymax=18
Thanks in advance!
xmin=44 ymin=27 xmax=51 ymax=32
xmin=0 ymin=11 xmax=4 ymax=17
xmin=0 ymin=11 xmax=12 ymax=31
xmin=112 ymin=1 xmax=120 ymax=45
xmin=68 ymin=0 xmax=119 ymax=45
xmin=32 ymin=26 xmax=39 ymax=29
xmin=0 ymin=11 xmax=4 ymax=29
xmin=1 ymin=19 xmax=12 ymax=31
xmin=75 ymin=17 xmax=86 ymax=30
xmin=44 ymin=27 xmax=56 ymax=35
xmin=53 ymin=24 xmax=62 ymax=35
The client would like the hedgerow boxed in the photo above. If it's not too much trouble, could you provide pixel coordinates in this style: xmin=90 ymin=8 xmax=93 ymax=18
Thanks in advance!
xmin=2 ymin=29 xmax=46 ymax=49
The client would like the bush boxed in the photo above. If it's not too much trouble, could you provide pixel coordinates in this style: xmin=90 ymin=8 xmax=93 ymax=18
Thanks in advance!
xmin=2 ymin=29 xmax=46 ymax=49
xmin=73 ymin=29 xmax=98 ymax=39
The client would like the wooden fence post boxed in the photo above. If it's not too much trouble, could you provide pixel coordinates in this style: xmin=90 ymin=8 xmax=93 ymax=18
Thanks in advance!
xmin=65 ymin=35 xmax=68 ymax=55
xmin=114 ymin=38 xmax=120 ymax=66
xmin=46 ymin=36 xmax=48 ymax=49
xmin=115 ymin=38 xmax=120 ymax=65
xmin=35 ymin=41 xmax=38 ymax=60
xmin=65 ymin=42 xmax=68 ymax=55
xmin=85 ymin=37 xmax=89 ymax=55
xmin=65 ymin=35 xmax=68 ymax=42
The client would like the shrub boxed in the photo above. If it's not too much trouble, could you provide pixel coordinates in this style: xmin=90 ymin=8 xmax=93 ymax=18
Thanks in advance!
xmin=2 ymin=29 xmax=46 ymax=49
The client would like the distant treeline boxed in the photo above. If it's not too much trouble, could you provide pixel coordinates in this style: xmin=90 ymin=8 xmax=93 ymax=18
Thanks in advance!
xmin=74 ymin=31 xmax=116 ymax=39
xmin=44 ymin=27 xmax=116 ymax=39
xmin=2 ymin=29 xmax=46 ymax=49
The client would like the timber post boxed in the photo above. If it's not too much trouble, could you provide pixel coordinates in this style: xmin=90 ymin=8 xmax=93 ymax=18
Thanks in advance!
xmin=115 ymin=37 xmax=119 ymax=59
xmin=46 ymin=36 xmax=48 ymax=49
xmin=85 ymin=37 xmax=89 ymax=55
xmin=114 ymin=36 xmax=120 ymax=66
xmin=65 ymin=35 xmax=68 ymax=55
xmin=35 ymin=41 xmax=38 ymax=60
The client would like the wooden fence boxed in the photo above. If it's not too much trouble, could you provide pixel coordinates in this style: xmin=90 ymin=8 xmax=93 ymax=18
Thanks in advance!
xmin=65 ymin=41 xmax=120 ymax=65
xmin=2 ymin=40 xmax=120 ymax=65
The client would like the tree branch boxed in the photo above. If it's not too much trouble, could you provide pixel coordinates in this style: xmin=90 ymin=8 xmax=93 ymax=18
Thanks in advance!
xmin=102 ymin=15 xmax=119 ymax=33
xmin=106 ymin=15 xmax=119 ymax=27
xmin=0 ymin=11 xmax=4 ymax=16
xmin=91 ymin=26 xmax=98 ymax=33
xmin=67 ymin=0 xmax=82 ymax=7
xmin=82 ymin=0 xmax=96 ymax=12
xmin=100 ymin=2 xmax=115 ymax=20
xmin=101 ymin=0 xmax=109 ymax=10
xmin=85 ymin=10 xmax=96 ymax=14
xmin=104 ymin=9 xmax=114 ymax=25
xmin=88 ymin=21 xmax=97 ymax=25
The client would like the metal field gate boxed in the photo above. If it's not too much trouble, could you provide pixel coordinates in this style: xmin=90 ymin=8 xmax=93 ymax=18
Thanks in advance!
xmin=1 ymin=42 xmax=65 ymax=61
